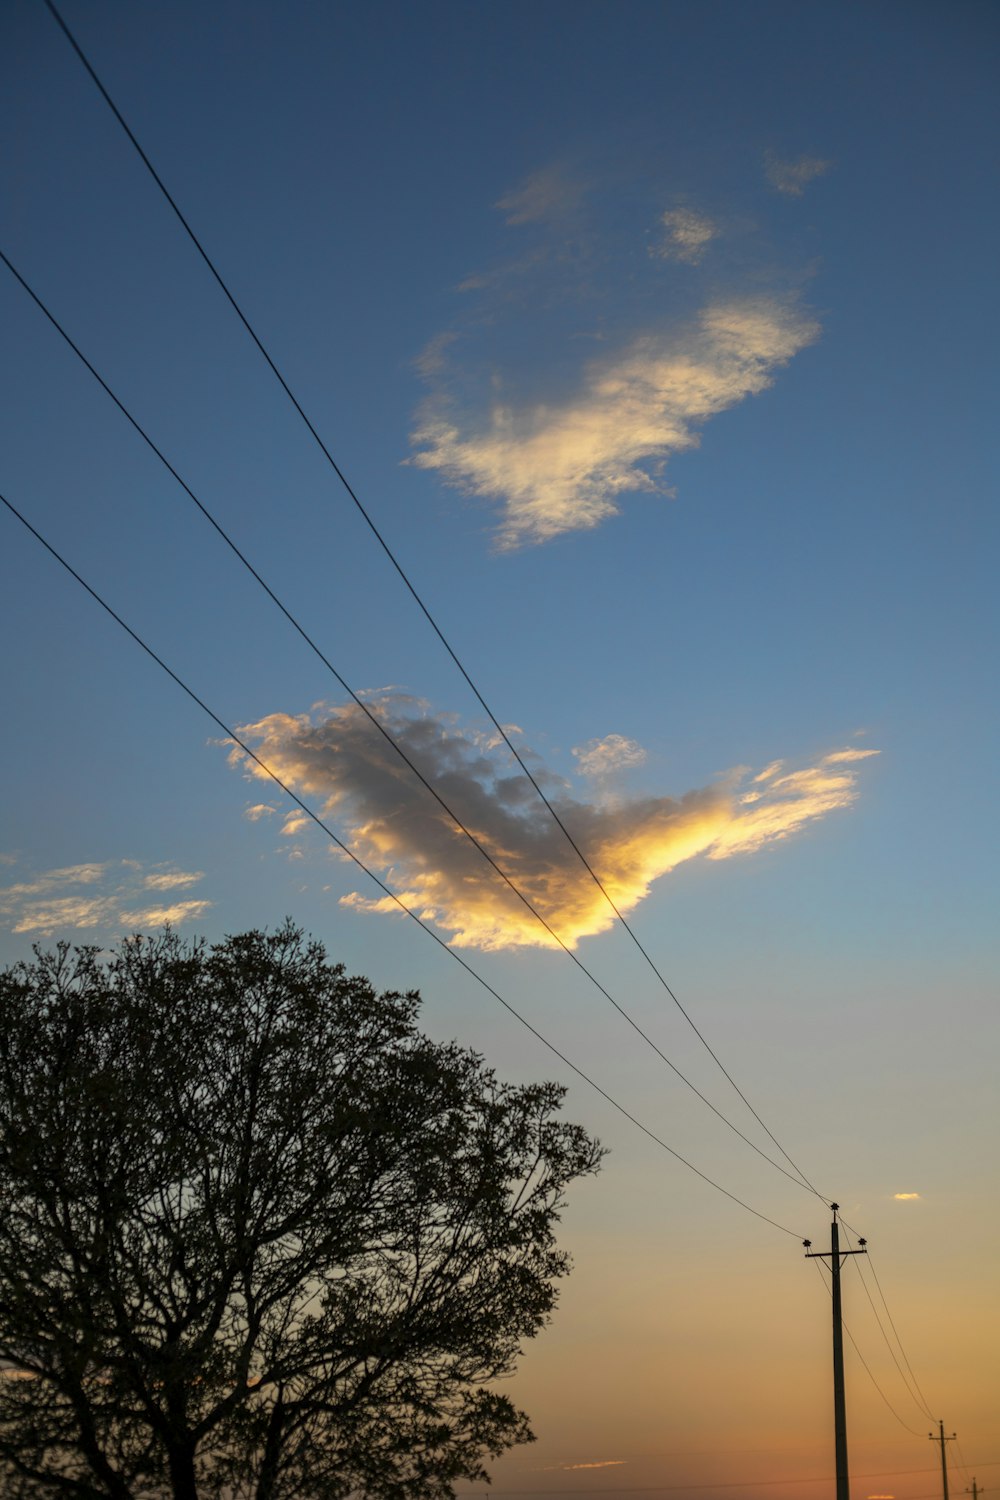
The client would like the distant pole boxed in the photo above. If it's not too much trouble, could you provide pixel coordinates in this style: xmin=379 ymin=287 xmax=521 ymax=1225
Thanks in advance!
xmin=930 ymin=1420 xmax=956 ymax=1500
xmin=804 ymin=1204 xmax=867 ymax=1500
xmin=965 ymin=1480 xmax=982 ymax=1500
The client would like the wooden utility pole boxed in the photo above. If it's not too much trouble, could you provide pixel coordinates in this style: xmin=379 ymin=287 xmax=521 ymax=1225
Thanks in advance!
xmin=930 ymin=1420 xmax=956 ymax=1500
xmin=965 ymin=1480 xmax=983 ymax=1500
xmin=804 ymin=1204 xmax=867 ymax=1500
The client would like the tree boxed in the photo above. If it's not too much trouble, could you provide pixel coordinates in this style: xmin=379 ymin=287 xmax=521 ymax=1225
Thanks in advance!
xmin=0 ymin=925 xmax=602 ymax=1500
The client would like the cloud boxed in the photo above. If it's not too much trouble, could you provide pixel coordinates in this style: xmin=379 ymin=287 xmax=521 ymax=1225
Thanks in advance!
xmin=824 ymin=748 xmax=880 ymax=764
xmin=654 ymin=208 xmax=717 ymax=264
xmin=545 ymin=1462 xmax=627 ymax=1472
xmin=0 ymin=861 xmax=211 ymax=938
xmin=764 ymin=150 xmax=831 ymax=196
xmin=496 ymin=165 xmax=584 ymax=226
xmin=411 ymin=298 xmax=818 ymax=548
xmin=893 ymin=1192 xmax=921 ymax=1201
xmin=118 ymin=900 xmax=212 ymax=927
xmin=243 ymin=802 xmax=276 ymax=822
xmin=228 ymin=694 xmax=877 ymax=953
xmin=572 ymin=734 xmax=647 ymax=778
xmin=142 ymin=870 xmax=204 ymax=891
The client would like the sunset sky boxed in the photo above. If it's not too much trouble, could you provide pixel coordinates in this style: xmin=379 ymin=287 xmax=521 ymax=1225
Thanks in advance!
xmin=1 ymin=2 xmax=998 ymax=1498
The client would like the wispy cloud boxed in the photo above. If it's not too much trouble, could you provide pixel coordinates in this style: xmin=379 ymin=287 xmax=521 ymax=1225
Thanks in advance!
xmin=545 ymin=1462 xmax=627 ymax=1472
xmin=0 ymin=860 xmax=211 ymax=937
xmin=142 ymin=870 xmax=204 ymax=891
xmin=653 ymin=207 xmax=717 ymax=264
xmin=496 ymin=165 xmax=585 ymax=226
xmin=227 ymin=693 xmax=877 ymax=953
xmin=243 ymin=802 xmax=277 ymax=822
xmin=764 ymin=150 xmax=831 ymax=196
xmin=893 ymin=1192 xmax=921 ymax=1201
xmin=572 ymin=734 xmax=646 ymax=778
xmin=411 ymin=297 xmax=818 ymax=548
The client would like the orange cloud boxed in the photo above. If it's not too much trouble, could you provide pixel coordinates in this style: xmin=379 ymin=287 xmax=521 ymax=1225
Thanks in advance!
xmin=229 ymin=694 xmax=878 ymax=953
xmin=545 ymin=1461 xmax=627 ymax=1472
xmin=411 ymin=298 xmax=818 ymax=547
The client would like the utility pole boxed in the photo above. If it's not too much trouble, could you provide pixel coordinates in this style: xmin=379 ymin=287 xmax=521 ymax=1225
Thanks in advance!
xmin=965 ymin=1481 xmax=982 ymax=1500
xmin=930 ymin=1420 xmax=956 ymax=1500
xmin=804 ymin=1204 xmax=867 ymax=1500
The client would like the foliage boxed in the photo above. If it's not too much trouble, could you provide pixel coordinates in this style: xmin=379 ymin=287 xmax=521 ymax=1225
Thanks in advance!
xmin=0 ymin=925 xmax=602 ymax=1500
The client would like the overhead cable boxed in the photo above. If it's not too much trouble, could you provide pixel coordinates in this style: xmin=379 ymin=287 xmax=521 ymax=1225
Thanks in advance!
xmin=839 ymin=1216 xmax=937 ymax=1421
xmin=838 ymin=1223 xmax=936 ymax=1422
xmin=810 ymin=1258 xmax=925 ymax=1439
xmin=40 ymin=0 xmax=824 ymax=1204
xmin=0 ymin=244 xmax=822 ymax=1200
xmin=0 ymin=487 xmax=808 ymax=1245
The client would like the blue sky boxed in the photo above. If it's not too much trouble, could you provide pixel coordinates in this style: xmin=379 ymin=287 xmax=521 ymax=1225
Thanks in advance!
xmin=2 ymin=1 xmax=998 ymax=1496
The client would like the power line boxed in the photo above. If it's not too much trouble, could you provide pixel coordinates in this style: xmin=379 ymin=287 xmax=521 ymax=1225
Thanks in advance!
xmin=0 ymin=486 xmax=807 ymax=1245
xmin=454 ymin=1477 xmax=1000 ymax=1499
xmin=39 ymin=0 xmax=824 ymax=1205
xmin=839 ymin=1217 xmax=937 ymax=1423
xmin=456 ymin=1492 xmax=980 ymax=1499
xmin=864 ymin=1255 xmax=937 ymax=1423
xmin=0 ymin=244 xmax=817 ymax=1202
xmin=811 ymin=1259 xmax=925 ymax=1439
xmin=838 ymin=1224 xmax=936 ymax=1424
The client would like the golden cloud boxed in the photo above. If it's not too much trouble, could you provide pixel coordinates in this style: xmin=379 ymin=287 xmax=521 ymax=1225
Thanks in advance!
xmin=229 ymin=694 xmax=877 ymax=953
xmin=0 ymin=861 xmax=211 ymax=937
xmin=893 ymin=1192 xmax=921 ymax=1201
xmin=411 ymin=297 xmax=818 ymax=547
xmin=545 ymin=1461 xmax=627 ymax=1472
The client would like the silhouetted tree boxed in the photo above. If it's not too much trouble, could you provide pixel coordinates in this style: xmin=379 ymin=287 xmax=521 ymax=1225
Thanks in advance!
xmin=0 ymin=925 xmax=601 ymax=1500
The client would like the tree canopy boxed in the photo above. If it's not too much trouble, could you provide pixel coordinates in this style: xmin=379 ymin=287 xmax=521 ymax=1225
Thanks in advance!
xmin=0 ymin=925 xmax=602 ymax=1500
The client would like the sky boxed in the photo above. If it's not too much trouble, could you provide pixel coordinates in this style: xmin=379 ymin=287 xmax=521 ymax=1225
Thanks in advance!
xmin=1 ymin=1 xmax=998 ymax=1497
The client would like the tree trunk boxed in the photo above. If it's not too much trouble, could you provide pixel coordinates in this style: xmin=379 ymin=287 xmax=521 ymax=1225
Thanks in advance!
xmin=167 ymin=1440 xmax=199 ymax=1500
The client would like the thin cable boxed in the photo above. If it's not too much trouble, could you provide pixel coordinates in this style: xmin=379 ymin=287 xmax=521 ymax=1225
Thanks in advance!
xmin=838 ymin=1225 xmax=937 ymax=1423
xmin=810 ymin=1259 xmax=925 ymax=1439
xmin=0 ymin=487 xmax=807 ymax=1243
xmin=40 ymin=0 xmax=825 ymax=1203
xmin=0 ymin=247 xmax=817 ymax=1200
xmin=457 ymin=1488 xmax=991 ymax=1499
xmin=460 ymin=1470 xmax=1000 ymax=1496
xmin=839 ymin=1212 xmax=941 ymax=1422
xmin=953 ymin=1439 xmax=975 ymax=1491
xmin=453 ymin=1489 xmax=979 ymax=1499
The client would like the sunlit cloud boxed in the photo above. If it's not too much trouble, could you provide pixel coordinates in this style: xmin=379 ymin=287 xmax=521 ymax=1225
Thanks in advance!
xmin=228 ymin=693 xmax=877 ymax=953
xmin=764 ymin=150 xmax=831 ymax=196
xmin=824 ymin=748 xmax=880 ymax=764
xmin=244 ymin=802 xmax=277 ymax=822
xmin=412 ymin=297 xmax=818 ymax=548
xmin=118 ymin=900 xmax=212 ymax=927
xmin=893 ymin=1192 xmax=921 ymax=1201
xmin=654 ymin=208 xmax=717 ymax=264
xmin=0 ymin=860 xmax=211 ymax=937
xmin=572 ymin=734 xmax=647 ymax=778
xmin=142 ymin=870 xmax=204 ymax=891
xmin=544 ymin=1461 xmax=627 ymax=1472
